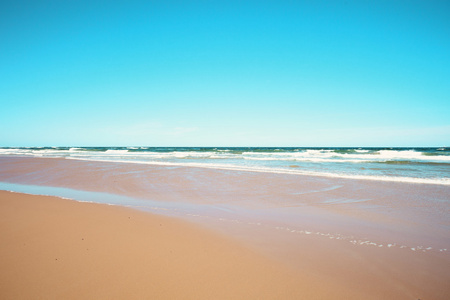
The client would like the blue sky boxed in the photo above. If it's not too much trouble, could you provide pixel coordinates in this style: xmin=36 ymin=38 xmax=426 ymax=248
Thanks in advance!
xmin=1 ymin=0 xmax=449 ymax=147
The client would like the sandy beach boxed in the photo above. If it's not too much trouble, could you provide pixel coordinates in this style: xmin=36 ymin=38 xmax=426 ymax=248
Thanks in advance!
xmin=1 ymin=190 xmax=321 ymax=299
xmin=1 ymin=156 xmax=449 ymax=299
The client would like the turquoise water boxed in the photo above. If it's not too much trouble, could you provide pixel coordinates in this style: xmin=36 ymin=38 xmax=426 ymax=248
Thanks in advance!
xmin=1 ymin=147 xmax=449 ymax=185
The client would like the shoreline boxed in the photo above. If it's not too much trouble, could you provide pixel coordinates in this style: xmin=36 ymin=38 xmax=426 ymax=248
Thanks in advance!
xmin=1 ymin=156 xmax=449 ymax=299
xmin=3 ymin=153 xmax=450 ymax=185
xmin=1 ymin=156 xmax=448 ymax=246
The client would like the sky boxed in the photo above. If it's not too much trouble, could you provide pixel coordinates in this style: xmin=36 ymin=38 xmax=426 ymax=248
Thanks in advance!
xmin=1 ymin=0 xmax=449 ymax=147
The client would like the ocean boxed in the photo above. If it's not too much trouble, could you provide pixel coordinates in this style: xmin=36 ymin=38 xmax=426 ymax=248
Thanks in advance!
xmin=1 ymin=147 xmax=449 ymax=185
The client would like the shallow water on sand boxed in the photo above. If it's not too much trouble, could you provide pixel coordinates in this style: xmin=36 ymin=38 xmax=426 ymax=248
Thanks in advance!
xmin=0 ymin=156 xmax=448 ymax=254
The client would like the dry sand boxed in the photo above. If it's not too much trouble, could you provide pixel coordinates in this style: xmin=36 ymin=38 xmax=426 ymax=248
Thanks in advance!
xmin=1 ymin=190 xmax=356 ymax=300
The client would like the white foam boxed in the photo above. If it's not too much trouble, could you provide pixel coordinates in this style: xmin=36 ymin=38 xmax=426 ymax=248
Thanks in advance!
xmin=105 ymin=149 xmax=129 ymax=154
xmin=3 ymin=147 xmax=450 ymax=164
xmin=239 ymin=149 xmax=450 ymax=164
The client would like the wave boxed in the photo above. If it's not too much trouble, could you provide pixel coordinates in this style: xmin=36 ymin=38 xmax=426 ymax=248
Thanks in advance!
xmin=1 ymin=147 xmax=450 ymax=163
xmin=1 ymin=147 xmax=449 ymax=185
xmin=105 ymin=149 xmax=129 ymax=154
xmin=241 ymin=150 xmax=450 ymax=163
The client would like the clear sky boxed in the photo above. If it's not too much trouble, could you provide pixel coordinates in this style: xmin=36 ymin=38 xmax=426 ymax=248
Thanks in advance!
xmin=1 ymin=0 xmax=449 ymax=147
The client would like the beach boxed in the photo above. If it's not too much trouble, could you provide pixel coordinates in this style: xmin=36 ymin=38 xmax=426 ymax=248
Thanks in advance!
xmin=2 ymin=0 xmax=449 ymax=297
xmin=1 ymin=155 xmax=449 ymax=299
xmin=1 ymin=190 xmax=319 ymax=299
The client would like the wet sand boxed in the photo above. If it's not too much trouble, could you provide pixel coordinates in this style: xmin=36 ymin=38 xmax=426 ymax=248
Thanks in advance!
xmin=1 ymin=156 xmax=449 ymax=299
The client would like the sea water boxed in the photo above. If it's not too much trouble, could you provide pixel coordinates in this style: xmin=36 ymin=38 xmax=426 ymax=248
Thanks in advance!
xmin=0 ymin=147 xmax=449 ymax=185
